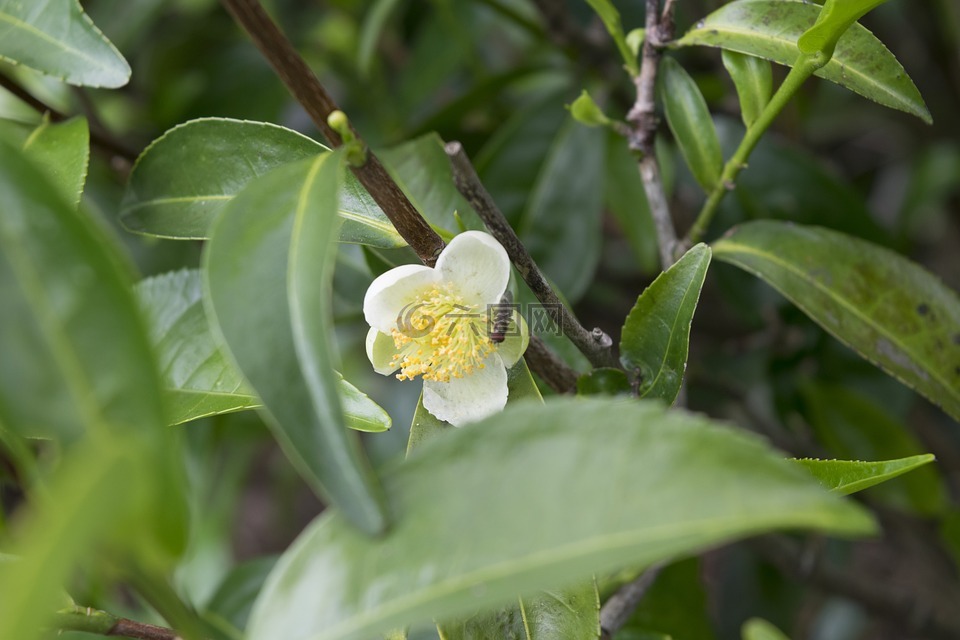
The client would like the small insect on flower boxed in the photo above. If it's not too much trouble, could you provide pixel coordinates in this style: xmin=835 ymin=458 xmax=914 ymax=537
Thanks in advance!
xmin=489 ymin=291 xmax=515 ymax=344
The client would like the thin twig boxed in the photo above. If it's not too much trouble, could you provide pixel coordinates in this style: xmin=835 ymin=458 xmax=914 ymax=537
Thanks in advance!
xmin=445 ymin=141 xmax=618 ymax=370
xmin=50 ymin=605 xmax=183 ymax=640
xmin=218 ymin=0 xmax=445 ymax=266
xmin=754 ymin=535 xmax=960 ymax=640
xmin=523 ymin=336 xmax=580 ymax=393
xmin=599 ymin=562 xmax=666 ymax=639
xmin=0 ymin=72 xmax=137 ymax=162
xmin=626 ymin=0 xmax=680 ymax=270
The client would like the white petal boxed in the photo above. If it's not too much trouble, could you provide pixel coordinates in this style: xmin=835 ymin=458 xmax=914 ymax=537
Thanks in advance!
xmin=422 ymin=354 xmax=507 ymax=427
xmin=494 ymin=310 xmax=529 ymax=368
xmin=436 ymin=231 xmax=510 ymax=306
xmin=363 ymin=264 xmax=440 ymax=334
xmin=365 ymin=327 xmax=398 ymax=375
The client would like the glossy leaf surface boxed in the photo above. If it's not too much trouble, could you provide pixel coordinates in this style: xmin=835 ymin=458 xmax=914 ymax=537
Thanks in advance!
xmin=136 ymin=269 xmax=390 ymax=431
xmin=0 ymin=116 xmax=89 ymax=206
xmin=660 ymin=57 xmax=723 ymax=192
xmin=713 ymin=221 xmax=960 ymax=422
xmin=413 ymin=361 xmax=602 ymax=640
xmin=721 ymin=51 xmax=772 ymax=127
xmin=676 ymin=0 xmax=931 ymax=123
xmin=0 ymin=141 xmax=163 ymax=440
xmin=204 ymin=153 xmax=388 ymax=534
xmin=440 ymin=582 xmax=600 ymax=640
xmin=0 ymin=0 xmax=130 ymax=87
xmin=121 ymin=118 xmax=403 ymax=247
xmin=248 ymin=398 xmax=873 ymax=640
xmin=620 ymin=244 xmax=712 ymax=404
xmin=797 ymin=455 xmax=935 ymax=496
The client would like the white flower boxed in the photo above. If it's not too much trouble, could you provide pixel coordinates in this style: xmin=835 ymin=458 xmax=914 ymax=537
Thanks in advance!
xmin=363 ymin=231 xmax=528 ymax=426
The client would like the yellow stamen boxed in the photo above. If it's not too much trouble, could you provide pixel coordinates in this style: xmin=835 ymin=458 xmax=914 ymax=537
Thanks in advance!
xmin=389 ymin=285 xmax=494 ymax=383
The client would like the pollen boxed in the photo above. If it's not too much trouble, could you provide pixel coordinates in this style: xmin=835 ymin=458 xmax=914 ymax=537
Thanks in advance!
xmin=389 ymin=285 xmax=493 ymax=383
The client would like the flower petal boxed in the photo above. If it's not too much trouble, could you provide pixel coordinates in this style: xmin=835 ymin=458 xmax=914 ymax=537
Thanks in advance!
xmin=422 ymin=354 xmax=507 ymax=427
xmin=363 ymin=264 xmax=440 ymax=334
xmin=365 ymin=327 xmax=398 ymax=375
xmin=436 ymin=231 xmax=510 ymax=306
xmin=495 ymin=310 xmax=529 ymax=368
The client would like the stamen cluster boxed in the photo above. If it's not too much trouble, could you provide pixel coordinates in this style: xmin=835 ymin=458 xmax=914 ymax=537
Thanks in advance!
xmin=389 ymin=285 xmax=493 ymax=383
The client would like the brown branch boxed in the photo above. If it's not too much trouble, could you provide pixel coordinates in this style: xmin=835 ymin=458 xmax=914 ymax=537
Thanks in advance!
xmin=599 ymin=562 xmax=666 ymax=639
xmin=754 ymin=535 xmax=960 ymax=640
xmin=0 ymin=72 xmax=137 ymax=162
xmin=50 ymin=606 xmax=183 ymax=640
xmin=218 ymin=0 xmax=445 ymax=266
xmin=626 ymin=0 xmax=679 ymax=270
xmin=445 ymin=141 xmax=618 ymax=370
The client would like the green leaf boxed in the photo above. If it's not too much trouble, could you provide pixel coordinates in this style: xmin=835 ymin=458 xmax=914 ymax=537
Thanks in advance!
xmin=604 ymin=133 xmax=660 ymax=274
xmin=411 ymin=361 xmax=602 ymax=640
xmin=121 ymin=118 xmax=404 ymax=247
xmin=0 ymin=143 xmax=180 ymax=640
xmin=248 ymin=397 xmax=873 ymax=640
xmin=204 ymin=152 xmax=388 ymax=535
xmin=801 ymin=384 xmax=945 ymax=514
xmin=379 ymin=132 xmax=485 ymax=238
xmin=475 ymin=90 xmax=569 ymax=226
xmin=439 ymin=582 xmax=600 ymax=640
xmin=569 ymin=89 xmax=611 ymax=128
xmin=675 ymin=0 xmax=931 ymax=124
xmin=0 ymin=140 xmax=164 ymax=440
xmin=721 ymin=51 xmax=772 ymax=128
xmin=584 ymin=0 xmax=638 ymax=74
xmin=0 ymin=0 xmax=130 ymax=87
xmin=520 ymin=116 xmax=606 ymax=301
xmin=626 ymin=28 xmax=645 ymax=58
xmin=797 ymin=0 xmax=888 ymax=58
xmin=286 ymin=153 xmax=387 ymax=496
xmin=713 ymin=221 xmax=960 ymax=422
xmin=620 ymin=244 xmax=712 ymax=404
xmin=0 ymin=115 xmax=89 ymax=206
xmin=136 ymin=268 xmax=258 ymax=425
xmin=339 ymin=376 xmax=393 ymax=433
xmin=473 ymin=91 xmax=605 ymax=301
xmin=797 ymin=455 xmax=935 ymax=496
xmin=742 ymin=618 xmax=790 ymax=640
xmin=136 ymin=269 xmax=390 ymax=432
xmin=659 ymin=58 xmax=723 ymax=193
xmin=577 ymin=368 xmax=632 ymax=396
